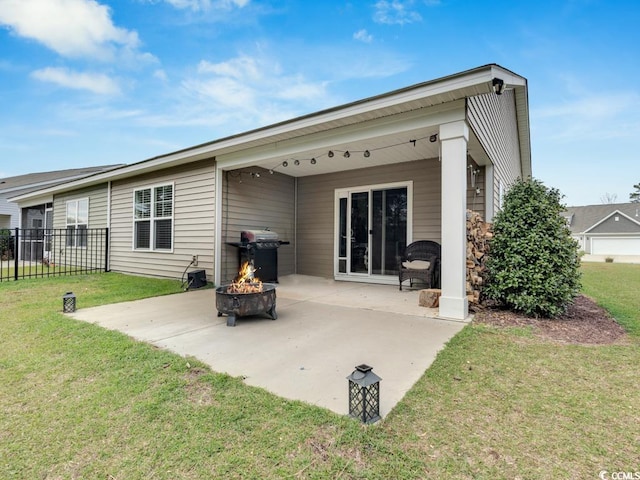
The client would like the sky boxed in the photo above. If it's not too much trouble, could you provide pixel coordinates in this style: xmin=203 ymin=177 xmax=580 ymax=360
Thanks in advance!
xmin=0 ymin=0 xmax=638 ymax=206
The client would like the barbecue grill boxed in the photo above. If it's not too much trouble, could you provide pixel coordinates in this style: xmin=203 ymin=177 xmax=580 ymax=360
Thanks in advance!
xmin=226 ymin=229 xmax=288 ymax=283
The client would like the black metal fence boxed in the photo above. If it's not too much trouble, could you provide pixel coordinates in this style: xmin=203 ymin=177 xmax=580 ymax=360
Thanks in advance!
xmin=0 ymin=228 xmax=109 ymax=282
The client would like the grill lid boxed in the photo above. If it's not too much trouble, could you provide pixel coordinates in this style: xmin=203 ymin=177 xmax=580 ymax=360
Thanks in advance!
xmin=241 ymin=229 xmax=279 ymax=243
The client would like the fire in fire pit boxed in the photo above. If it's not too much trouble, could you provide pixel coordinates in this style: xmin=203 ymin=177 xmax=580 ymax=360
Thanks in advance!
xmin=227 ymin=261 xmax=263 ymax=294
xmin=216 ymin=262 xmax=277 ymax=326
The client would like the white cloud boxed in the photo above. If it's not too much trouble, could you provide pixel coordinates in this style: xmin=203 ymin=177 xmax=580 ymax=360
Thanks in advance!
xmin=353 ymin=29 xmax=374 ymax=43
xmin=185 ymin=75 xmax=257 ymax=110
xmin=31 ymin=67 xmax=121 ymax=95
xmin=535 ymin=94 xmax=637 ymax=121
xmin=532 ymin=91 xmax=640 ymax=143
xmin=178 ymin=53 xmax=331 ymax=128
xmin=373 ymin=0 xmax=422 ymax=25
xmin=153 ymin=69 xmax=168 ymax=81
xmin=152 ymin=0 xmax=249 ymax=12
xmin=0 ymin=0 xmax=140 ymax=60
xmin=197 ymin=56 xmax=261 ymax=81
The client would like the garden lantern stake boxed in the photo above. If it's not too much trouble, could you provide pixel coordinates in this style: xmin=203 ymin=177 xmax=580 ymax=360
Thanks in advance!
xmin=62 ymin=292 xmax=76 ymax=313
xmin=347 ymin=364 xmax=381 ymax=424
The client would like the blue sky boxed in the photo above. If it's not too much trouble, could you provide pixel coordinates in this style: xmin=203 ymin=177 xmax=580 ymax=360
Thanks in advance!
xmin=1 ymin=0 xmax=638 ymax=206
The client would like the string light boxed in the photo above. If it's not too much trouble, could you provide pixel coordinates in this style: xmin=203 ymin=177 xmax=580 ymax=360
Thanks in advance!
xmin=264 ymin=134 xmax=436 ymax=174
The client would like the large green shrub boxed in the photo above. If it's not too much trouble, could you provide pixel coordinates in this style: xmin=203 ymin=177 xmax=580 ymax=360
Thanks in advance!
xmin=484 ymin=178 xmax=581 ymax=317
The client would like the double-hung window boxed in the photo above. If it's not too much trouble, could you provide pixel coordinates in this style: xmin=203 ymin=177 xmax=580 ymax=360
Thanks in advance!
xmin=134 ymin=184 xmax=173 ymax=251
xmin=66 ymin=198 xmax=88 ymax=247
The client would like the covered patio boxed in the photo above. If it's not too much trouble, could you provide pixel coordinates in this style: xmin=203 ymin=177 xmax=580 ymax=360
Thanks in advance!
xmin=70 ymin=275 xmax=466 ymax=418
xmin=214 ymin=64 xmax=531 ymax=322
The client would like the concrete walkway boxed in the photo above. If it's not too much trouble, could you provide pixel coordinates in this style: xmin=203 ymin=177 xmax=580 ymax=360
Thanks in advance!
xmin=70 ymin=275 xmax=466 ymax=418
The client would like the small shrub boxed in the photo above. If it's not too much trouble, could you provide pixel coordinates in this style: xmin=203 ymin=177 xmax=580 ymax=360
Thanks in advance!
xmin=484 ymin=178 xmax=581 ymax=318
xmin=0 ymin=229 xmax=13 ymax=260
xmin=605 ymin=257 xmax=614 ymax=263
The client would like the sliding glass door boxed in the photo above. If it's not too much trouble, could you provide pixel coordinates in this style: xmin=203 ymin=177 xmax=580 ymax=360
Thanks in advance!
xmin=336 ymin=182 xmax=411 ymax=281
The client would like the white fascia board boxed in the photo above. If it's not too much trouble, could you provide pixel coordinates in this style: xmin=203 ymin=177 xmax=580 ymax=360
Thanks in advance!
xmin=13 ymin=193 xmax=54 ymax=208
xmin=584 ymin=210 xmax=640 ymax=233
xmin=490 ymin=65 xmax=527 ymax=89
xmin=217 ymin=101 xmax=466 ymax=169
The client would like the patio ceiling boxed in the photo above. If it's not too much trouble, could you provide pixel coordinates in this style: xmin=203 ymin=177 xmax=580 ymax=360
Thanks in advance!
xmin=224 ymin=125 xmax=489 ymax=178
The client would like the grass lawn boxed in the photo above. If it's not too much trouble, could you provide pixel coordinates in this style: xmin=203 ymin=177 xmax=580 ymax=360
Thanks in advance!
xmin=1 ymin=263 xmax=101 ymax=282
xmin=1 ymin=266 xmax=639 ymax=479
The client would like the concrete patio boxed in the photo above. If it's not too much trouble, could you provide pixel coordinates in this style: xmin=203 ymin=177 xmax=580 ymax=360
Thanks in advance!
xmin=69 ymin=274 xmax=467 ymax=419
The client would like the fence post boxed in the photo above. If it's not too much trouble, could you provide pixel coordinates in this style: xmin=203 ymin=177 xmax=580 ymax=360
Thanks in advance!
xmin=14 ymin=227 xmax=19 ymax=281
xmin=104 ymin=228 xmax=110 ymax=272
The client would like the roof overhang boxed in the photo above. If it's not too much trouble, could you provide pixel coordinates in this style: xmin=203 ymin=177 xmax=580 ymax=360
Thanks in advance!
xmin=11 ymin=64 xmax=530 ymax=202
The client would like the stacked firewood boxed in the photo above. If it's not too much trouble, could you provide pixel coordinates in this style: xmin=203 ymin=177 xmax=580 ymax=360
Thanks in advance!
xmin=466 ymin=210 xmax=492 ymax=305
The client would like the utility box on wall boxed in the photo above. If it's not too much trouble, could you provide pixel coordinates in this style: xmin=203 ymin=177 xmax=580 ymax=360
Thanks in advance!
xmin=187 ymin=269 xmax=207 ymax=289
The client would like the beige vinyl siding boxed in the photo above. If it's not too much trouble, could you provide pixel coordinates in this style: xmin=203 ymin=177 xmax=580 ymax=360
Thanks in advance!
xmin=296 ymin=158 xmax=441 ymax=279
xmin=467 ymin=90 xmax=522 ymax=211
xmin=110 ymin=159 xmax=216 ymax=280
xmin=51 ymin=184 xmax=109 ymax=269
xmin=466 ymin=162 xmax=486 ymax=220
xmin=220 ymin=167 xmax=295 ymax=283
xmin=53 ymin=184 xmax=109 ymax=228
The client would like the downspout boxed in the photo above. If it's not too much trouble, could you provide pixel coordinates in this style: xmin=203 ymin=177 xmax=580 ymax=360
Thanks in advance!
xmin=294 ymin=176 xmax=298 ymax=274
xmin=106 ymin=181 xmax=112 ymax=271
xmin=214 ymin=160 xmax=223 ymax=286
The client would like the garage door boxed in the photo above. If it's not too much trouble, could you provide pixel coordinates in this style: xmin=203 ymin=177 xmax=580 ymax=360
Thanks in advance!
xmin=591 ymin=237 xmax=640 ymax=255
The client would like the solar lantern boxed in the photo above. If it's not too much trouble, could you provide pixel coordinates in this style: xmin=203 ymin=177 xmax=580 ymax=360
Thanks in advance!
xmin=62 ymin=292 xmax=76 ymax=313
xmin=347 ymin=364 xmax=381 ymax=424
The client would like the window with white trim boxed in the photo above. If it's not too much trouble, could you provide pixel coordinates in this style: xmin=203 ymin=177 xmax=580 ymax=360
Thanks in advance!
xmin=66 ymin=198 xmax=88 ymax=247
xmin=133 ymin=184 xmax=173 ymax=251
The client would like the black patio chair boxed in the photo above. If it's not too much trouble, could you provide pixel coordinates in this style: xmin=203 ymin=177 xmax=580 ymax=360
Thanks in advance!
xmin=398 ymin=240 xmax=441 ymax=291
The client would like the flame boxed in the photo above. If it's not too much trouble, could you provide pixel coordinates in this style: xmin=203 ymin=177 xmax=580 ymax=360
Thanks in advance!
xmin=227 ymin=261 xmax=263 ymax=293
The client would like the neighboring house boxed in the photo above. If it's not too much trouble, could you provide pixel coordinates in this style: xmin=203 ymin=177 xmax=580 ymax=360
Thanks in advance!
xmin=563 ymin=203 xmax=640 ymax=256
xmin=11 ymin=64 xmax=531 ymax=320
xmin=0 ymin=165 xmax=121 ymax=261
xmin=1 ymin=166 xmax=122 ymax=230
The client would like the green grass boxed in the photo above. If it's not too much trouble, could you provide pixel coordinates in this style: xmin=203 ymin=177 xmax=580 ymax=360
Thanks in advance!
xmin=1 ymin=263 xmax=102 ymax=281
xmin=580 ymin=262 xmax=640 ymax=336
xmin=1 ymin=267 xmax=639 ymax=479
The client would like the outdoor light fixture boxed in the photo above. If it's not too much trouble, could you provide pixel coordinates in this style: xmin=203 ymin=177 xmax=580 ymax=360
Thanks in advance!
xmin=282 ymin=161 xmax=288 ymax=167
xmin=363 ymin=150 xmax=371 ymax=158
xmin=429 ymin=134 xmax=438 ymax=143
xmin=343 ymin=151 xmax=350 ymax=158
xmin=294 ymin=159 xmax=300 ymax=166
xmin=328 ymin=150 xmax=334 ymax=158
xmin=492 ymin=77 xmax=505 ymax=95
xmin=269 ymin=169 xmax=274 ymax=174
xmin=63 ymin=292 xmax=76 ymax=313
xmin=310 ymin=158 xmax=317 ymax=164
xmin=347 ymin=364 xmax=381 ymax=424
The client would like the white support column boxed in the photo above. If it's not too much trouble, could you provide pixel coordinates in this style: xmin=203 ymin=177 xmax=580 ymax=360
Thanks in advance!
xmin=214 ymin=164 xmax=223 ymax=286
xmin=439 ymin=121 xmax=469 ymax=320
